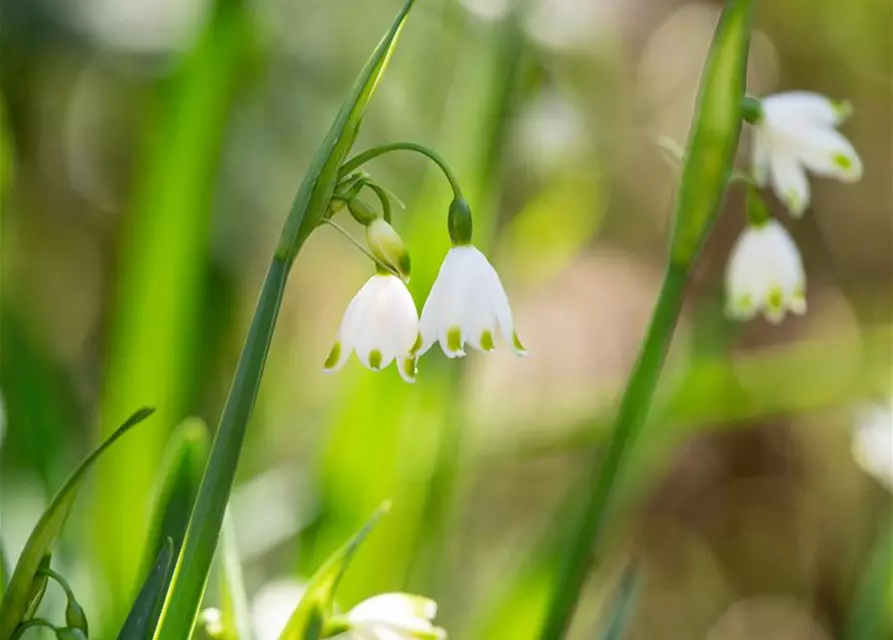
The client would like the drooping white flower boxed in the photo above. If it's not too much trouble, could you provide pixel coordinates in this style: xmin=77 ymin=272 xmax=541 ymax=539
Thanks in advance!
xmin=335 ymin=593 xmax=446 ymax=640
xmin=419 ymin=246 xmax=527 ymax=358
xmin=725 ymin=219 xmax=806 ymax=323
xmin=852 ymin=402 xmax=893 ymax=492
xmin=324 ymin=274 xmax=420 ymax=382
xmin=751 ymin=91 xmax=862 ymax=216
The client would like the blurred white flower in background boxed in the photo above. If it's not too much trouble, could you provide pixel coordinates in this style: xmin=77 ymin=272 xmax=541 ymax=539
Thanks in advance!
xmin=69 ymin=0 xmax=211 ymax=52
xmin=457 ymin=0 xmax=512 ymax=22
xmin=725 ymin=220 xmax=806 ymax=324
xmin=251 ymin=579 xmax=307 ymax=640
xmin=751 ymin=92 xmax=862 ymax=216
xmin=515 ymin=90 xmax=587 ymax=174
xmin=324 ymin=274 xmax=420 ymax=383
xmin=851 ymin=402 xmax=893 ymax=491
xmin=334 ymin=593 xmax=446 ymax=640
xmin=420 ymin=246 xmax=527 ymax=358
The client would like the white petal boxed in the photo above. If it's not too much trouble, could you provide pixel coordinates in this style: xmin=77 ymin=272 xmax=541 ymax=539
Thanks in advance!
xmin=348 ymin=594 xmax=437 ymax=626
xmin=768 ymin=154 xmax=810 ymax=216
xmin=762 ymin=91 xmax=847 ymax=128
xmin=751 ymin=129 xmax=771 ymax=186
xmin=791 ymin=126 xmax=862 ymax=182
xmin=419 ymin=249 xmax=471 ymax=356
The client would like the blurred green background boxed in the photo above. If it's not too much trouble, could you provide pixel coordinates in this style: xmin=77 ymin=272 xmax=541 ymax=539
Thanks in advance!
xmin=1 ymin=0 xmax=891 ymax=637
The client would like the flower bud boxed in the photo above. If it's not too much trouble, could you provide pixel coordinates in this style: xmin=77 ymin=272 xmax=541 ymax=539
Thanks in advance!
xmin=366 ymin=218 xmax=411 ymax=281
xmin=65 ymin=599 xmax=89 ymax=636
xmin=348 ymin=197 xmax=380 ymax=226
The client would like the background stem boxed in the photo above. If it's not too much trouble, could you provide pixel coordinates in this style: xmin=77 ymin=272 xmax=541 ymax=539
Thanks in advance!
xmin=539 ymin=261 xmax=690 ymax=639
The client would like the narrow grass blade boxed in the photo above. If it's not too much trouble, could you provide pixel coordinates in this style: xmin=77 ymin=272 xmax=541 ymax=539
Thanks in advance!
xmin=845 ymin=518 xmax=893 ymax=640
xmin=0 ymin=540 xmax=8 ymax=600
xmin=141 ymin=418 xmax=210 ymax=582
xmin=117 ymin=538 xmax=175 ymax=640
xmin=219 ymin=510 xmax=251 ymax=640
xmin=155 ymin=2 xmax=418 ymax=635
xmin=598 ymin=564 xmax=638 ymax=640
xmin=279 ymin=505 xmax=389 ymax=640
xmin=0 ymin=407 xmax=155 ymax=640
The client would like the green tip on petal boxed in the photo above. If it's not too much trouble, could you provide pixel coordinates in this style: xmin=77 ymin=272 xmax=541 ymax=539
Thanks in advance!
xmin=410 ymin=332 xmax=423 ymax=356
xmin=401 ymin=356 xmax=417 ymax=382
xmin=480 ymin=330 xmax=494 ymax=352
xmin=368 ymin=349 xmax=383 ymax=370
xmin=766 ymin=287 xmax=784 ymax=313
xmin=730 ymin=293 xmax=754 ymax=318
xmin=446 ymin=326 xmax=463 ymax=354
xmin=785 ymin=189 xmax=804 ymax=215
xmin=324 ymin=342 xmax=341 ymax=370
xmin=831 ymin=99 xmax=853 ymax=121
xmin=833 ymin=152 xmax=853 ymax=172
xmin=512 ymin=332 xmax=529 ymax=356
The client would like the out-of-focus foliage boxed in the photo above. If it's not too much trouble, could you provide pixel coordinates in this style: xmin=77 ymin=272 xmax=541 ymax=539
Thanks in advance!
xmin=0 ymin=0 xmax=890 ymax=638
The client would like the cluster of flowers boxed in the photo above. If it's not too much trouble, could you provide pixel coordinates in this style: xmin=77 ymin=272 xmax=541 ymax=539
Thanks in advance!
xmin=323 ymin=197 xmax=527 ymax=383
xmin=726 ymin=91 xmax=862 ymax=323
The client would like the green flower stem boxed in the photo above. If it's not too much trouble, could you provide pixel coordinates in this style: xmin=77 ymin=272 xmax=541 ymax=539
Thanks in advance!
xmin=338 ymin=142 xmax=465 ymax=201
xmin=10 ymin=619 xmax=55 ymax=640
xmin=539 ymin=260 xmax=690 ymax=639
xmin=363 ymin=181 xmax=393 ymax=222
xmin=746 ymin=187 xmax=771 ymax=227
xmin=157 ymin=256 xmax=290 ymax=635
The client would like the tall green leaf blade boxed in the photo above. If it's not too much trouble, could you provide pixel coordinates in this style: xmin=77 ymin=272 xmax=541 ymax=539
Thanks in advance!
xmin=0 ymin=407 xmax=155 ymax=640
xmin=598 ymin=565 xmax=638 ymax=640
xmin=141 ymin=418 xmax=210 ymax=583
xmin=845 ymin=518 xmax=893 ymax=640
xmin=280 ymin=505 xmax=389 ymax=640
xmin=219 ymin=510 xmax=251 ymax=640
xmin=118 ymin=538 xmax=175 ymax=640
xmin=155 ymin=2 xmax=418 ymax=636
xmin=0 ymin=540 xmax=9 ymax=601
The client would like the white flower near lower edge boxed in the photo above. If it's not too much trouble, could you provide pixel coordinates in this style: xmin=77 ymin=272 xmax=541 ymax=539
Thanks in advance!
xmin=752 ymin=91 xmax=862 ymax=216
xmin=324 ymin=274 xmax=419 ymax=382
xmin=852 ymin=403 xmax=893 ymax=492
xmin=419 ymin=245 xmax=527 ymax=358
xmin=725 ymin=220 xmax=806 ymax=324
xmin=334 ymin=593 xmax=446 ymax=640
xmin=250 ymin=579 xmax=307 ymax=640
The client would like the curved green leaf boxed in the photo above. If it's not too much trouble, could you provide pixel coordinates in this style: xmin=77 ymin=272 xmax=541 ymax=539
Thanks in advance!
xmin=141 ymin=418 xmax=210 ymax=583
xmin=0 ymin=539 xmax=9 ymax=601
xmin=279 ymin=504 xmax=389 ymax=640
xmin=0 ymin=407 xmax=155 ymax=640
xmin=155 ymin=2 xmax=418 ymax=636
xmin=118 ymin=538 xmax=175 ymax=640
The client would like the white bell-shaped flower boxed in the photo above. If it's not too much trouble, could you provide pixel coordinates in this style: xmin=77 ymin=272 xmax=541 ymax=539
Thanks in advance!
xmin=338 ymin=593 xmax=446 ymax=640
xmin=752 ymin=91 xmax=862 ymax=216
xmin=324 ymin=274 xmax=420 ymax=382
xmin=419 ymin=246 xmax=527 ymax=358
xmin=725 ymin=219 xmax=806 ymax=324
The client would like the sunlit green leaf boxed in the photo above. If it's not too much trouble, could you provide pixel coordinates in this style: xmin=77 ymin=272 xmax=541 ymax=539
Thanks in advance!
xmin=279 ymin=504 xmax=389 ymax=640
xmin=0 ymin=407 xmax=155 ymax=640
xmin=155 ymin=2 xmax=418 ymax=636
xmin=117 ymin=538 xmax=174 ymax=640
xmin=141 ymin=418 xmax=210 ymax=583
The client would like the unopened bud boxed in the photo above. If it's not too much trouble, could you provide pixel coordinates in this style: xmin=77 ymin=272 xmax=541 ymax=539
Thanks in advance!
xmin=366 ymin=218 xmax=411 ymax=281
xmin=348 ymin=197 xmax=379 ymax=226
xmin=447 ymin=198 xmax=473 ymax=246
xmin=65 ymin=600 xmax=89 ymax=636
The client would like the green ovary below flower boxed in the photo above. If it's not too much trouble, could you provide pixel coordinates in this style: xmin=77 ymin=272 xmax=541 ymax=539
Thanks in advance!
xmin=725 ymin=219 xmax=806 ymax=324
xmin=329 ymin=593 xmax=446 ymax=640
xmin=419 ymin=245 xmax=527 ymax=358
xmin=324 ymin=274 xmax=419 ymax=382
xmin=750 ymin=91 xmax=862 ymax=217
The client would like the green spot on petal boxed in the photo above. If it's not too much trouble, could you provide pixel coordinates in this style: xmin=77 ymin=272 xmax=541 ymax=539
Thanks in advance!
xmin=368 ymin=349 xmax=382 ymax=370
xmin=785 ymin=189 xmax=802 ymax=212
xmin=833 ymin=153 xmax=853 ymax=171
xmin=512 ymin=332 xmax=528 ymax=355
xmin=401 ymin=357 xmax=417 ymax=381
xmin=831 ymin=99 xmax=853 ymax=121
xmin=410 ymin=332 xmax=422 ymax=355
xmin=324 ymin=342 xmax=341 ymax=369
xmin=766 ymin=287 xmax=784 ymax=312
xmin=480 ymin=330 xmax=494 ymax=352
xmin=447 ymin=326 xmax=463 ymax=354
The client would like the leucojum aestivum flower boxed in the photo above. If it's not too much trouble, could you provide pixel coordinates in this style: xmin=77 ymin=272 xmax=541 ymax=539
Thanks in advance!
xmin=323 ymin=147 xmax=526 ymax=383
